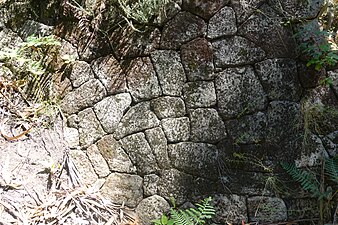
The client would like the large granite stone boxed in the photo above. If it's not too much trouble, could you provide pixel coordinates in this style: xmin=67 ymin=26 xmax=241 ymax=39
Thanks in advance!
xmin=18 ymin=20 xmax=53 ymax=39
xmin=255 ymin=58 xmax=302 ymax=101
xmin=212 ymin=194 xmax=248 ymax=224
xmin=181 ymin=38 xmax=214 ymax=81
xmin=0 ymin=28 xmax=22 ymax=49
xmin=78 ymin=108 xmax=106 ymax=146
xmin=161 ymin=117 xmax=190 ymax=142
xmin=61 ymin=79 xmax=106 ymax=114
xmin=67 ymin=61 xmax=94 ymax=88
xmin=151 ymin=96 xmax=186 ymax=119
xmin=69 ymin=150 xmax=98 ymax=185
xmin=212 ymin=36 xmax=265 ymax=67
xmin=63 ymin=127 xmax=79 ymax=149
xmin=120 ymin=132 xmax=159 ymax=175
xmin=143 ymin=174 xmax=160 ymax=196
xmin=238 ymin=4 xmax=296 ymax=58
xmin=126 ymin=57 xmax=162 ymax=102
xmin=189 ymin=108 xmax=227 ymax=143
xmin=183 ymin=81 xmax=216 ymax=108
xmin=207 ymin=6 xmax=237 ymax=39
xmin=215 ymin=66 xmax=267 ymax=119
xmin=145 ymin=127 xmax=171 ymax=169
xmin=136 ymin=195 xmax=170 ymax=225
xmin=182 ymin=0 xmax=228 ymax=19
xmin=114 ymin=102 xmax=160 ymax=139
xmin=96 ymin=135 xmax=136 ymax=173
xmin=86 ymin=144 xmax=110 ymax=178
xmin=151 ymin=50 xmax=186 ymax=96
xmin=231 ymin=0 xmax=265 ymax=24
xmin=248 ymin=196 xmax=287 ymax=223
xmin=226 ymin=111 xmax=267 ymax=144
xmin=160 ymin=11 xmax=207 ymax=49
xmin=94 ymin=93 xmax=132 ymax=133
xmin=100 ymin=173 xmax=143 ymax=207
xmin=167 ymin=142 xmax=219 ymax=178
xmin=91 ymin=55 xmax=126 ymax=94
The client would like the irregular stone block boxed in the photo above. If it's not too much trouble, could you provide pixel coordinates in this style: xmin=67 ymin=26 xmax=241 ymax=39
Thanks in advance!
xmin=94 ymin=93 xmax=132 ymax=134
xmin=215 ymin=66 xmax=267 ymax=119
xmin=96 ymin=135 xmax=136 ymax=173
xmin=100 ymin=173 xmax=143 ymax=207
xmin=226 ymin=111 xmax=267 ymax=144
xmin=238 ymin=4 xmax=296 ymax=58
xmin=182 ymin=0 xmax=228 ymax=19
xmin=152 ymin=50 xmax=186 ymax=96
xmin=190 ymin=108 xmax=227 ymax=143
xmin=160 ymin=11 xmax=207 ymax=49
xmin=136 ymin=195 xmax=170 ymax=225
xmin=212 ymin=36 xmax=265 ymax=67
xmin=285 ymin=198 xmax=319 ymax=220
xmin=18 ymin=20 xmax=53 ymax=39
xmin=231 ymin=0 xmax=265 ymax=24
xmin=328 ymin=69 xmax=338 ymax=96
xmin=208 ymin=6 xmax=237 ymax=39
xmin=114 ymin=102 xmax=160 ymax=139
xmin=78 ymin=108 xmax=106 ymax=146
xmin=255 ymin=59 xmax=301 ymax=101
xmin=145 ymin=127 xmax=171 ymax=169
xmin=212 ymin=194 xmax=248 ymax=224
xmin=91 ymin=55 xmax=126 ymax=94
xmin=67 ymin=61 xmax=94 ymax=88
xmin=161 ymin=117 xmax=190 ymax=142
xmin=181 ymin=38 xmax=214 ymax=81
xmin=167 ymin=142 xmax=219 ymax=178
xmin=126 ymin=57 xmax=162 ymax=102
xmin=144 ymin=174 xmax=160 ymax=196
xmin=248 ymin=196 xmax=287 ymax=223
xmin=151 ymin=96 xmax=186 ymax=119
xmin=87 ymin=144 xmax=110 ymax=177
xmin=69 ymin=150 xmax=98 ymax=185
xmin=183 ymin=81 xmax=216 ymax=108
xmin=120 ymin=133 xmax=159 ymax=175
xmin=0 ymin=28 xmax=22 ymax=49
xmin=63 ymin=127 xmax=79 ymax=149
xmin=61 ymin=79 xmax=106 ymax=114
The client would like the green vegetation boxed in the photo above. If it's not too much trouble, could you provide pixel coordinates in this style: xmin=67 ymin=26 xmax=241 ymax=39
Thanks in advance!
xmin=152 ymin=197 xmax=215 ymax=225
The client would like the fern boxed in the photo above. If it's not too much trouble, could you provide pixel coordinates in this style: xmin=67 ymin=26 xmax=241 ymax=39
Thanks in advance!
xmin=324 ymin=156 xmax=338 ymax=183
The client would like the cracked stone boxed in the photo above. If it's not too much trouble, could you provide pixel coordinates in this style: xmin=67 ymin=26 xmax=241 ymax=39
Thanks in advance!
xmin=151 ymin=96 xmax=186 ymax=119
xmin=69 ymin=150 xmax=98 ymax=185
xmin=208 ymin=6 xmax=237 ymax=39
xmin=161 ymin=117 xmax=190 ymax=142
xmin=87 ymin=144 xmax=110 ymax=177
xmin=183 ymin=81 xmax=216 ymax=108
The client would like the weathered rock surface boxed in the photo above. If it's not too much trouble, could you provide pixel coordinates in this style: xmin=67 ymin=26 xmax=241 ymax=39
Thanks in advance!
xmin=18 ymin=20 xmax=53 ymax=39
xmin=190 ymin=108 xmax=227 ymax=143
xmin=181 ymin=0 xmax=228 ymax=19
xmin=161 ymin=117 xmax=190 ymax=142
xmin=69 ymin=150 xmax=98 ymax=185
xmin=151 ymin=50 xmax=186 ymax=96
xmin=208 ymin=6 xmax=237 ymax=39
xmin=143 ymin=174 xmax=160 ymax=196
xmin=0 ymin=28 xmax=22 ymax=49
xmin=63 ymin=127 xmax=79 ymax=148
xmin=68 ymin=61 xmax=94 ymax=88
xmin=100 ymin=173 xmax=143 ymax=207
xmin=215 ymin=66 xmax=267 ymax=119
xmin=151 ymin=96 xmax=186 ymax=119
xmin=86 ymin=144 xmax=110 ymax=177
xmin=231 ymin=0 xmax=265 ymax=24
xmin=183 ymin=81 xmax=216 ymax=108
xmin=136 ymin=195 xmax=170 ymax=225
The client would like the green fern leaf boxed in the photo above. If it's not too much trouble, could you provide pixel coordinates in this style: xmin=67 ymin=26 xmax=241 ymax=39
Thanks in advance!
xmin=324 ymin=156 xmax=338 ymax=183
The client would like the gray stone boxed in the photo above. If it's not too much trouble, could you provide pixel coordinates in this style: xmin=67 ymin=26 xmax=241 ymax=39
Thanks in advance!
xmin=167 ymin=142 xmax=219 ymax=178
xmin=296 ymin=134 xmax=327 ymax=167
xmin=328 ymin=69 xmax=338 ymax=96
xmin=91 ymin=55 xmax=126 ymax=94
xmin=145 ymin=127 xmax=171 ymax=169
xmin=183 ymin=81 xmax=216 ymax=108
xmin=231 ymin=0 xmax=265 ymax=24
xmin=0 ymin=28 xmax=22 ymax=49
xmin=78 ymin=108 xmax=106 ymax=146
xmin=212 ymin=36 xmax=265 ymax=67
xmin=58 ymin=39 xmax=79 ymax=62
xmin=100 ymin=173 xmax=143 ymax=207
xmin=248 ymin=196 xmax=287 ymax=223
xmin=152 ymin=50 xmax=186 ymax=96
xmin=238 ymin=4 xmax=296 ymax=58
xmin=120 ymin=133 xmax=159 ymax=175
xmin=190 ymin=108 xmax=227 ymax=143
xmin=255 ymin=58 xmax=302 ymax=101
xmin=161 ymin=117 xmax=190 ymax=142
xmin=208 ymin=6 xmax=237 ymax=39
xmin=143 ymin=174 xmax=160 ymax=196
xmin=151 ymin=96 xmax=186 ymax=119
xmin=61 ymin=79 xmax=106 ymax=114
xmin=18 ymin=20 xmax=53 ymax=40
xmin=63 ymin=127 xmax=79 ymax=149
xmin=215 ymin=66 xmax=267 ymax=119
xmin=126 ymin=57 xmax=162 ymax=102
xmin=86 ymin=144 xmax=110 ymax=178
xmin=67 ymin=114 xmax=79 ymax=129
xmin=212 ymin=194 xmax=248 ymax=224
xmin=160 ymin=11 xmax=207 ymax=49
xmin=94 ymin=93 xmax=132 ymax=133
xmin=182 ymin=0 xmax=228 ymax=19
xmin=114 ymin=102 xmax=160 ymax=139
xmin=181 ymin=38 xmax=214 ymax=81
xmin=226 ymin=111 xmax=267 ymax=144
xmin=68 ymin=61 xmax=94 ymax=88
xmin=286 ymin=198 xmax=319 ymax=220
xmin=96 ymin=135 xmax=136 ymax=173
xmin=136 ymin=195 xmax=170 ymax=225
xmin=322 ymin=134 xmax=338 ymax=157
xmin=69 ymin=150 xmax=98 ymax=185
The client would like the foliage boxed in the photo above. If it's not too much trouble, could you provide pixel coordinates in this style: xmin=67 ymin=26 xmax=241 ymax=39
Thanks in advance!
xmin=152 ymin=197 xmax=215 ymax=225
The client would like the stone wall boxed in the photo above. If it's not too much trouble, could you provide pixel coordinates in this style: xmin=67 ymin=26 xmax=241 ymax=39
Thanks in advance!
xmin=1 ymin=0 xmax=338 ymax=224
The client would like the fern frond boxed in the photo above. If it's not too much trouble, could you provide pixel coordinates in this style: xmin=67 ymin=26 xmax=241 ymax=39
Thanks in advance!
xmin=281 ymin=162 xmax=320 ymax=197
xmin=324 ymin=156 xmax=338 ymax=183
